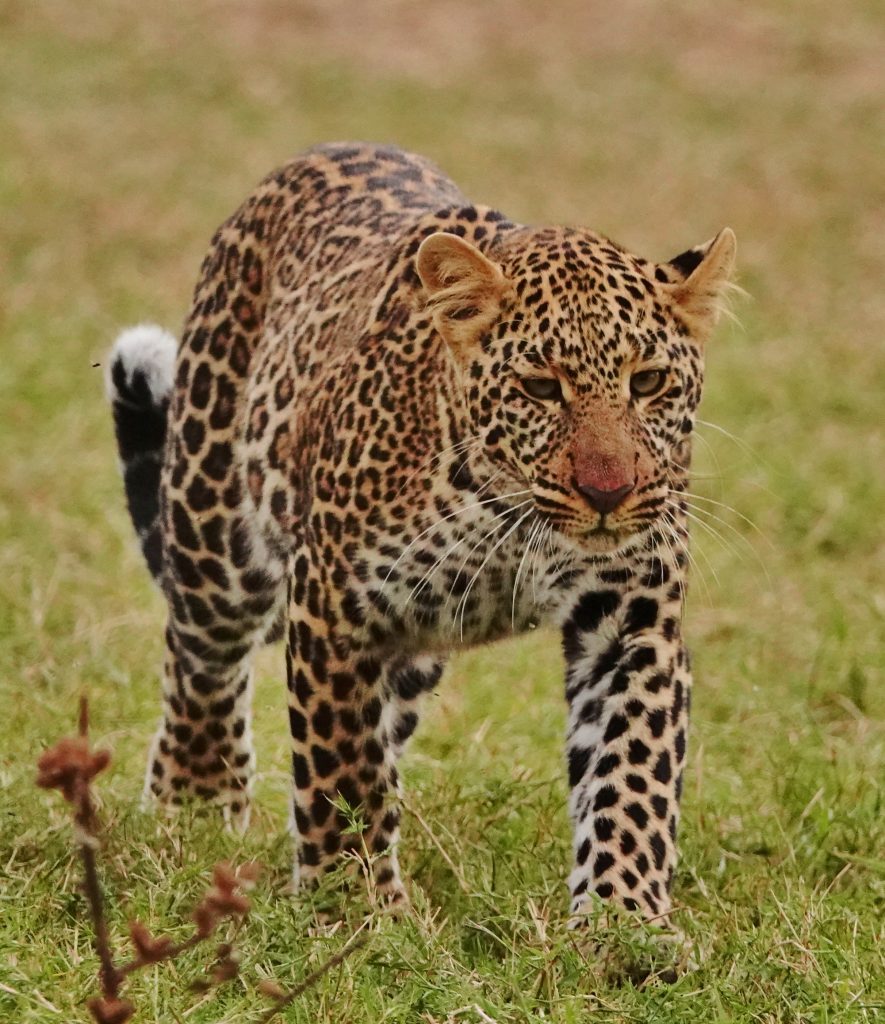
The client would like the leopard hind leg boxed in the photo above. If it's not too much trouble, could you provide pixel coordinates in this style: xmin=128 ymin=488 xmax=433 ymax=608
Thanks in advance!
xmin=145 ymin=505 xmax=286 ymax=830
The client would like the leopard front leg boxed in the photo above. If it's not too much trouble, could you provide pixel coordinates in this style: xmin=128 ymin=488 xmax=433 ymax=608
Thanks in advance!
xmin=286 ymin=567 xmax=441 ymax=906
xmin=561 ymin=575 xmax=690 ymax=923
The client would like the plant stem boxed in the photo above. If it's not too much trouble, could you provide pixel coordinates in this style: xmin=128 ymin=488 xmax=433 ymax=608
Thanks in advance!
xmin=75 ymin=697 xmax=122 ymax=999
xmin=79 ymin=837 xmax=121 ymax=998
xmin=257 ymin=930 xmax=368 ymax=1023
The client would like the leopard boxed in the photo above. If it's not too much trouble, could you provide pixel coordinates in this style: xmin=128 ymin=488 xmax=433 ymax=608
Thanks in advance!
xmin=106 ymin=142 xmax=735 ymax=923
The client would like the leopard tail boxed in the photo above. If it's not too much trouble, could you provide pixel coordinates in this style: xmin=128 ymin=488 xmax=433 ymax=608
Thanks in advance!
xmin=106 ymin=324 xmax=177 ymax=581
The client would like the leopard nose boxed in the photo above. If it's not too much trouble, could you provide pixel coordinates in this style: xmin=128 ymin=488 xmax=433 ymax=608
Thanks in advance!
xmin=576 ymin=480 xmax=636 ymax=515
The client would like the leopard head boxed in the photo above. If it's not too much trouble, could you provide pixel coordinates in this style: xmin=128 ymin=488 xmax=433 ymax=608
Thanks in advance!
xmin=416 ymin=224 xmax=736 ymax=556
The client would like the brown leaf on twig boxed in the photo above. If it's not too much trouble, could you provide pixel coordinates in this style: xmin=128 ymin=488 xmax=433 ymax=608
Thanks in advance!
xmin=192 ymin=901 xmax=217 ymax=939
xmin=213 ymin=862 xmax=252 ymax=901
xmin=203 ymin=885 xmax=251 ymax=918
xmin=86 ymin=995 xmax=135 ymax=1024
xmin=189 ymin=942 xmax=241 ymax=992
xmin=211 ymin=953 xmax=241 ymax=985
xmin=128 ymin=920 xmax=174 ymax=965
xmin=207 ymin=862 xmax=252 ymax=915
xmin=192 ymin=862 xmax=252 ymax=936
xmin=257 ymin=979 xmax=287 ymax=999
xmin=36 ymin=738 xmax=110 ymax=803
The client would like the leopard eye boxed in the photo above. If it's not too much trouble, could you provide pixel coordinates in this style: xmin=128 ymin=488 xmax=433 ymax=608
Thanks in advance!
xmin=521 ymin=377 xmax=563 ymax=402
xmin=630 ymin=369 xmax=666 ymax=398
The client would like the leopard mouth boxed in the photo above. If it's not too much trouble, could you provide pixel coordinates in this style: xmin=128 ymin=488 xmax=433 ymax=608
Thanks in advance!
xmin=587 ymin=521 xmax=618 ymax=537
xmin=542 ymin=513 xmax=627 ymax=555
xmin=548 ymin=510 xmax=655 ymax=558
xmin=529 ymin=488 xmax=651 ymax=557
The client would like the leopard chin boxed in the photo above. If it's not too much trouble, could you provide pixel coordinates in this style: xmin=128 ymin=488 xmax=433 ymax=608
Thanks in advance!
xmin=576 ymin=528 xmax=650 ymax=559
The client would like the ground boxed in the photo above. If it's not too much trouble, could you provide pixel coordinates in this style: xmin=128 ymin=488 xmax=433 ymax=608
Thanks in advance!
xmin=1 ymin=1 xmax=883 ymax=1021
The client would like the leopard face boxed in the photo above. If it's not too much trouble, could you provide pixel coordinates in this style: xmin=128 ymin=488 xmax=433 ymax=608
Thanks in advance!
xmin=417 ymin=225 xmax=734 ymax=558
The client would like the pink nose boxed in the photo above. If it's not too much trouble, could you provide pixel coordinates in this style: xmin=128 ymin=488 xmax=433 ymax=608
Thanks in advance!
xmin=576 ymin=479 xmax=636 ymax=515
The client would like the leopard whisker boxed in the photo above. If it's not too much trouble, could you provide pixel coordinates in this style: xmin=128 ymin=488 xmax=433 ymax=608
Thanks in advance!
xmin=456 ymin=505 xmax=536 ymax=642
xmin=670 ymin=463 xmax=723 ymax=482
xmin=665 ymin=502 xmax=731 ymax=587
xmin=654 ymin=514 xmax=687 ymax=609
xmin=686 ymin=429 xmax=724 ymax=482
xmin=528 ymin=520 xmax=547 ymax=602
xmin=405 ymin=468 xmax=507 ymax=606
xmin=648 ymin=529 xmax=677 ymax=610
xmin=511 ymin=515 xmax=543 ymax=630
xmin=413 ymin=472 xmax=513 ymax=600
xmin=669 ymin=498 xmax=771 ymax=585
xmin=473 ymin=466 xmax=505 ymax=500
xmin=531 ymin=521 xmax=554 ymax=600
xmin=676 ymin=489 xmax=771 ymax=547
xmin=407 ymin=534 xmax=470 ymax=608
xmin=695 ymin=418 xmax=766 ymax=466
xmin=660 ymin=509 xmax=710 ymax=607
xmin=379 ymin=487 xmax=533 ymax=592
xmin=548 ymin=527 xmax=578 ymax=581
xmin=444 ymin=498 xmax=535 ymax=614
xmin=392 ymin=434 xmax=484 ymax=500
xmin=669 ymin=498 xmax=742 ymax=561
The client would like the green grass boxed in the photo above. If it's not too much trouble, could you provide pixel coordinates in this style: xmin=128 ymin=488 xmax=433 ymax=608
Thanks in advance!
xmin=2 ymin=1 xmax=883 ymax=1020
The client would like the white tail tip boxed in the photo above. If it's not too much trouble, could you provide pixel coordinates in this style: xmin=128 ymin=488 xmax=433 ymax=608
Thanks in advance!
xmin=106 ymin=323 xmax=177 ymax=406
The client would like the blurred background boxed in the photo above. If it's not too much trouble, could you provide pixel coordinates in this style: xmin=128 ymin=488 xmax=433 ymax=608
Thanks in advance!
xmin=1 ymin=1 xmax=883 ymax=1018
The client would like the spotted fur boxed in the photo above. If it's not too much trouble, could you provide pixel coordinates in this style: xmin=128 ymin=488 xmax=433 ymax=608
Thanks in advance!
xmin=107 ymin=143 xmax=735 ymax=920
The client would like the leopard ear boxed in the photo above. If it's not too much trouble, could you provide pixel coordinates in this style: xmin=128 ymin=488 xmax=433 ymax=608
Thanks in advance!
xmin=416 ymin=233 xmax=509 ymax=350
xmin=664 ymin=227 xmax=737 ymax=338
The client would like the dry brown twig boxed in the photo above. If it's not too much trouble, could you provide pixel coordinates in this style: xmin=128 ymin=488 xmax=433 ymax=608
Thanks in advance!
xmin=36 ymin=697 xmax=258 ymax=1023
xmin=254 ymin=924 xmax=370 ymax=1023
xmin=37 ymin=696 xmax=371 ymax=1021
